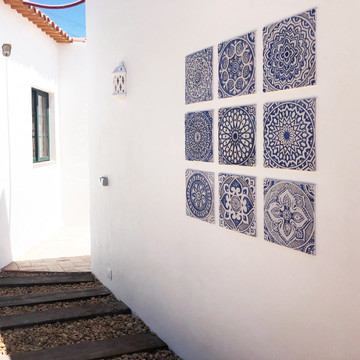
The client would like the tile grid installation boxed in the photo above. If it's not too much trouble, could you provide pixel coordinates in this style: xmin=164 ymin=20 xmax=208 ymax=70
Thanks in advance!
xmin=184 ymin=9 xmax=316 ymax=255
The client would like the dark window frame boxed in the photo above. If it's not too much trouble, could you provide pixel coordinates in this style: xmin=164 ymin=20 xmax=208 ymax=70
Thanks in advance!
xmin=32 ymin=88 xmax=50 ymax=163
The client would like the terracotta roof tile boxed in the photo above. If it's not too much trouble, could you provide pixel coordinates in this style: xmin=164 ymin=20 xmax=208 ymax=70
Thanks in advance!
xmin=3 ymin=0 xmax=74 ymax=43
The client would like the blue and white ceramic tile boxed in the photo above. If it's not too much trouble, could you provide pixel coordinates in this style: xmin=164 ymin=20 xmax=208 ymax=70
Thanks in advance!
xmin=219 ymin=173 xmax=256 ymax=236
xmin=185 ymin=111 xmax=213 ymax=162
xmin=264 ymin=98 xmax=316 ymax=171
xmin=186 ymin=169 xmax=215 ymax=224
xmin=264 ymin=179 xmax=315 ymax=255
xmin=218 ymin=105 xmax=256 ymax=166
xmin=185 ymin=47 xmax=213 ymax=104
xmin=218 ymin=32 xmax=255 ymax=98
xmin=263 ymin=9 xmax=316 ymax=92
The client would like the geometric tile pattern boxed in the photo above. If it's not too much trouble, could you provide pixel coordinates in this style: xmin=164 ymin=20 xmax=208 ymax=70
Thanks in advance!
xmin=219 ymin=105 xmax=256 ymax=166
xmin=264 ymin=98 xmax=316 ymax=171
xmin=264 ymin=179 xmax=315 ymax=255
xmin=263 ymin=9 xmax=316 ymax=92
xmin=185 ymin=47 xmax=213 ymax=104
xmin=186 ymin=169 xmax=215 ymax=224
xmin=218 ymin=32 xmax=255 ymax=98
xmin=219 ymin=173 xmax=256 ymax=236
xmin=185 ymin=111 xmax=213 ymax=162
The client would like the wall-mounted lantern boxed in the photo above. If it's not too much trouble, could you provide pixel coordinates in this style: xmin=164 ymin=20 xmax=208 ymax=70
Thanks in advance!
xmin=2 ymin=44 xmax=12 ymax=57
xmin=112 ymin=62 xmax=127 ymax=98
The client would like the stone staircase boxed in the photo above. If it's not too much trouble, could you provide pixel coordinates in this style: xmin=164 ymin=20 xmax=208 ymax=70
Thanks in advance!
xmin=0 ymin=271 xmax=179 ymax=360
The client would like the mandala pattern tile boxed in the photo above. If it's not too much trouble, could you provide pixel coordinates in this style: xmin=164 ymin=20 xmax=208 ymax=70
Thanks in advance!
xmin=185 ymin=111 xmax=213 ymax=162
xmin=219 ymin=105 xmax=256 ymax=166
xmin=219 ymin=173 xmax=256 ymax=236
xmin=218 ymin=32 xmax=255 ymax=98
xmin=185 ymin=47 xmax=213 ymax=104
xmin=263 ymin=9 xmax=316 ymax=92
xmin=264 ymin=179 xmax=315 ymax=255
xmin=264 ymin=98 xmax=316 ymax=171
xmin=186 ymin=169 xmax=215 ymax=224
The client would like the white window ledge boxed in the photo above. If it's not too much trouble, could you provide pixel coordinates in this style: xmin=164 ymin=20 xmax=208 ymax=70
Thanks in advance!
xmin=33 ymin=160 xmax=56 ymax=168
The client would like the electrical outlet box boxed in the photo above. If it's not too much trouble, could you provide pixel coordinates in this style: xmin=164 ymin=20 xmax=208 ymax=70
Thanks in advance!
xmin=107 ymin=267 xmax=112 ymax=280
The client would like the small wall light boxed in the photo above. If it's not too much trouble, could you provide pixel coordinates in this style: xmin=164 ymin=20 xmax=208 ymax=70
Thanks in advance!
xmin=112 ymin=62 xmax=127 ymax=98
xmin=2 ymin=44 xmax=12 ymax=57
xmin=99 ymin=176 xmax=109 ymax=186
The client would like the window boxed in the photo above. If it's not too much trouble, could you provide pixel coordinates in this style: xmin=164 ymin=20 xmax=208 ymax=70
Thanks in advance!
xmin=32 ymin=88 xmax=50 ymax=162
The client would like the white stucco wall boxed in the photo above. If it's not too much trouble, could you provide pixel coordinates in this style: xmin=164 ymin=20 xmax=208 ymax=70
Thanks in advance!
xmin=87 ymin=1 xmax=360 ymax=359
xmin=0 ymin=48 xmax=12 ymax=268
xmin=0 ymin=2 xmax=62 ymax=262
xmin=0 ymin=3 xmax=90 ymax=265
xmin=59 ymin=42 xmax=90 ymax=227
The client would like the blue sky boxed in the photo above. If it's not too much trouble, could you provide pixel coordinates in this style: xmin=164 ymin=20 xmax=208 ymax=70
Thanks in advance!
xmin=35 ymin=0 xmax=86 ymax=38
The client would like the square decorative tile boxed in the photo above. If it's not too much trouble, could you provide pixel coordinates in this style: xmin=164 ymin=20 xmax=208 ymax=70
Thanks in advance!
xmin=186 ymin=169 xmax=215 ymax=224
xmin=218 ymin=105 xmax=256 ymax=166
xmin=185 ymin=111 xmax=213 ymax=162
xmin=264 ymin=98 xmax=316 ymax=171
xmin=264 ymin=178 xmax=315 ymax=255
xmin=218 ymin=32 xmax=255 ymax=98
xmin=263 ymin=9 xmax=316 ymax=92
xmin=185 ymin=47 xmax=213 ymax=104
xmin=219 ymin=173 xmax=256 ymax=236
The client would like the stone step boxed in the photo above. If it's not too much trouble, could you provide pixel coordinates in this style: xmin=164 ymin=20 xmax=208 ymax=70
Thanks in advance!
xmin=0 ymin=333 xmax=167 ymax=360
xmin=0 ymin=286 xmax=110 ymax=307
xmin=0 ymin=272 xmax=94 ymax=287
xmin=0 ymin=301 xmax=130 ymax=330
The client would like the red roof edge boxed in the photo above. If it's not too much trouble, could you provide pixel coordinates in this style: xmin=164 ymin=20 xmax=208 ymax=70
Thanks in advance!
xmin=3 ymin=0 xmax=74 ymax=43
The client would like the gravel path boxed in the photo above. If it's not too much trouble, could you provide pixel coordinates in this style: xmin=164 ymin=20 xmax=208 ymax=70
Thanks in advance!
xmin=108 ymin=350 xmax=182 ymax=360
xmin=0 ymin=271 xmax=183 ymax=359
xmin=0 ymin=271 xmax=56 ymax=278
xmin=0 ymin=294 xmax=117 ymax=316
xmin=0 ymin=271 xmax=102 ymax=297
xmin=1 ymin=314 xmax=149 ymax=354
xmin=0 ymin=281 xmax=103 ymax=297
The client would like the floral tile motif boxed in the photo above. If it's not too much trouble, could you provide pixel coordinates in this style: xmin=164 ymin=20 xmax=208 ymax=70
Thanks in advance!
xmin=263 ymin=9 xmax=316 ymax=92
xmin=264 ymin=179 xmax=315 ymax=255
xmin=264 ymin=98 xmax=316 ymax=171
xmin=186 ymin=169 xmax=215 ymax=224
xmin=185 ymin=47 xmax=213 ymax=104
xmin=218 ymin=32 xmax=255 ymax=98
xmin=185 ymin=111 xmax=213 ymax=162
xmin=219 ymin=173 xmax=256 ymax=236
xmin=219 ymin=105 xmax=256 ymax=166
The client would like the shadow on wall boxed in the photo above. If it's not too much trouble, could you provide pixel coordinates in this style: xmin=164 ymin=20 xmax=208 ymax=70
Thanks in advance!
xmin=0 ymin=191 xmax=12 ymax=269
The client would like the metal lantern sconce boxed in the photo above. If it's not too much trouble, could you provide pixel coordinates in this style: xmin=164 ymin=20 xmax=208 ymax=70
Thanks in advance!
xmin=113 ymin=62 xmax=127 ymax=98
xmin=2 ymin=44 xmax=12 ymax=57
